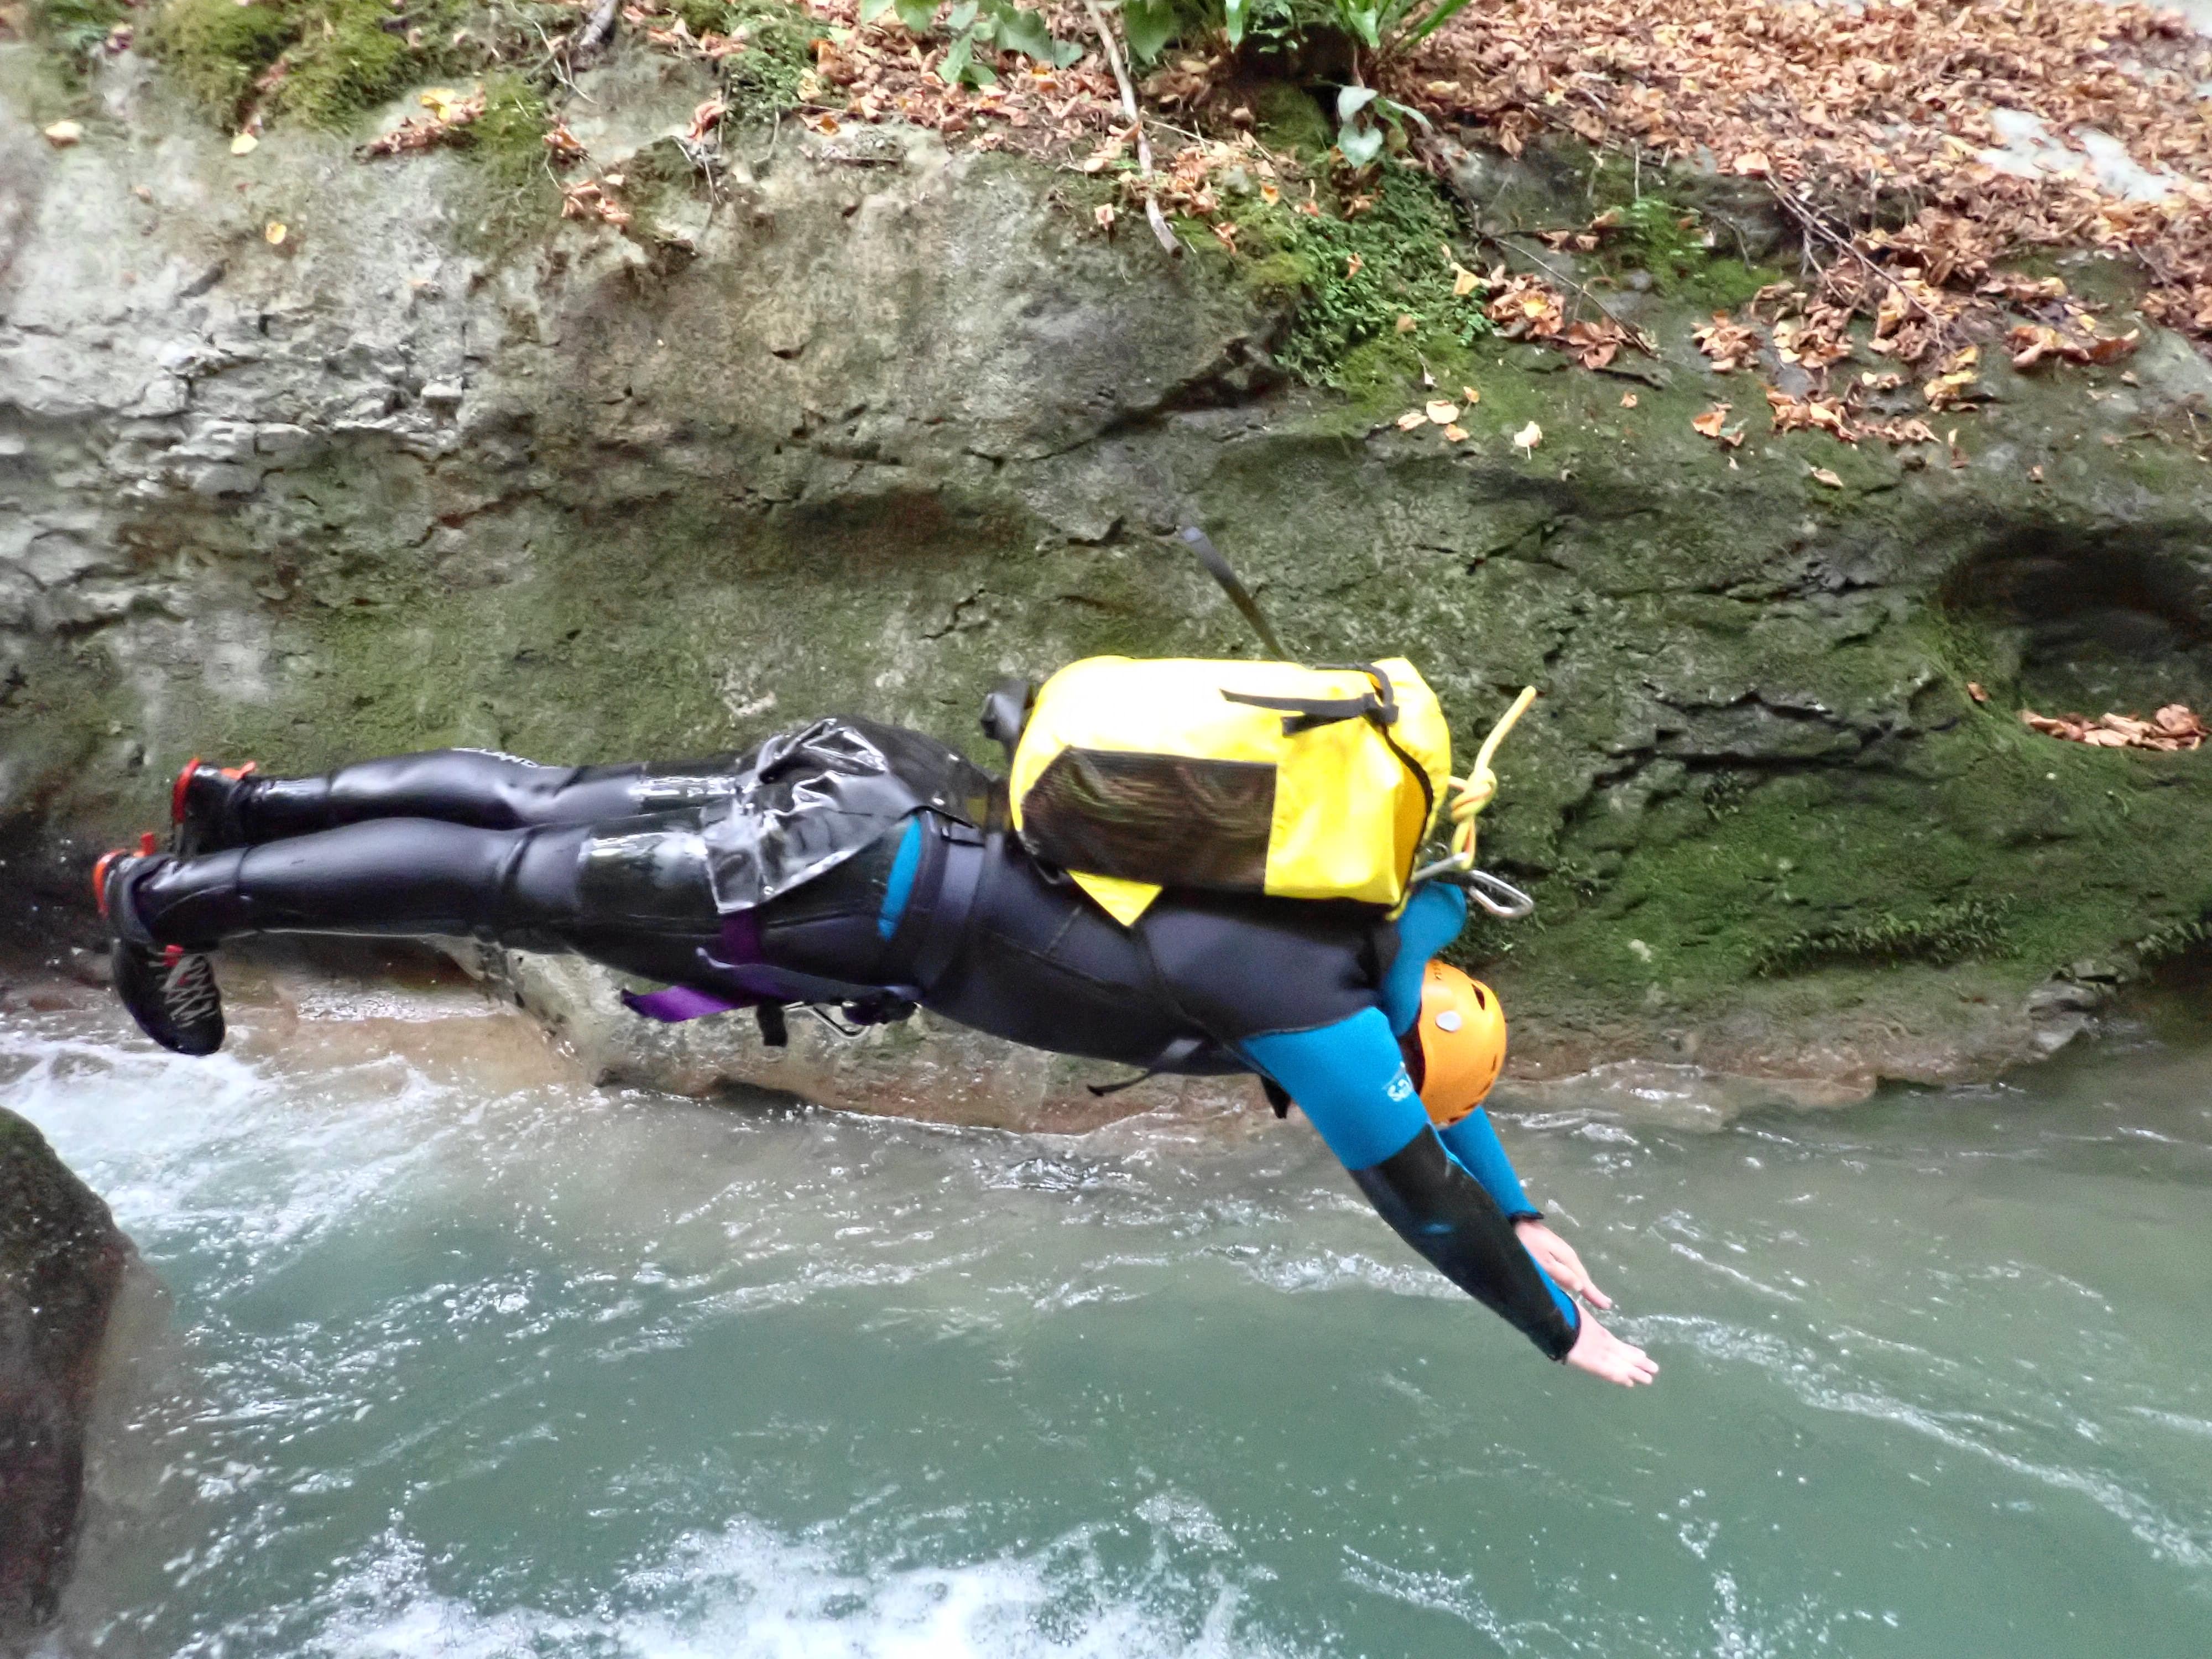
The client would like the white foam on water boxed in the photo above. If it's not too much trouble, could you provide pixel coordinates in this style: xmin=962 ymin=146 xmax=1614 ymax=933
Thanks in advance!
xmin=0 ymin=1018 xmax=458 ymax=1262
xmin=285 ymin=1518 xmax=1302 ymax=1659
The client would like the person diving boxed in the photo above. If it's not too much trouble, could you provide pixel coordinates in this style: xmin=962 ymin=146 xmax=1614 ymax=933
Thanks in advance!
xmin=90 ymin=713 xmax=1658 ymax=1389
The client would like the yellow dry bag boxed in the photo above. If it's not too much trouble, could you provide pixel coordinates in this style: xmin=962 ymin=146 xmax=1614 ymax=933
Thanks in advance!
xmin=1008 ymin=656 xmax=1453 ymax=925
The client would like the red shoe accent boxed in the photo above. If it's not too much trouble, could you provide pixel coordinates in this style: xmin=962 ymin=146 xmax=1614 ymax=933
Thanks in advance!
xmin=163 ymin=945 xmax=183 ymax=966
xmin=138 ymin=831 xmax=158 ymax=855
xmin=171 ymin=757 xmax=258 ymax=825
xmin=171 ymin=757 xmax=202 ymax=825
xmin=92 ymin=849 xmax=123 ymax=918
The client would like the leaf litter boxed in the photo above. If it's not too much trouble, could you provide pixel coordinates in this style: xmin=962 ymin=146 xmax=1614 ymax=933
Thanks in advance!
xmin=1395 ymin=0 xmax=2212 ymax=358
xmin=2022 ymin=705 xmax=2208 ymax=751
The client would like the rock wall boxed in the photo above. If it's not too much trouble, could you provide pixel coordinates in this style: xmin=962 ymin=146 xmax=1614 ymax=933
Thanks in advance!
xmin=0 ymin=1105 xmax=129 ymax=1642
xmin=7 ymin=41 xmax=2212 ymax=1105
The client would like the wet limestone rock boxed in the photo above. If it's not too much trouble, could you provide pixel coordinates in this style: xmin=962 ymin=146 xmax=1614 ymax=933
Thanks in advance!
xmin=0 ymin=1107 xmax=130 ymax=1642
xmin=448 ymin=941 xmax=1246 ymax=1131
xmin=7 ymin=43 xmax=2212 ymax=1103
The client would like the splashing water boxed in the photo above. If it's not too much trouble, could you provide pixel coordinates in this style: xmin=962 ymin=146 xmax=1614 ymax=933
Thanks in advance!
xmin=7 ymin=978 xmax=2211 ymax=1657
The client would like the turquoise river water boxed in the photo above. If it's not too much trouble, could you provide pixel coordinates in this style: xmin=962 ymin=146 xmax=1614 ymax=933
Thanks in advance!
xmin=6 ymin=975 xmax=2210 ymax=1657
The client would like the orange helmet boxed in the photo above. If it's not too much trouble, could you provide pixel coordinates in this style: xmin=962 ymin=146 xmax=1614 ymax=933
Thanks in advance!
xmin=1407 ymin=963 xmax=1507 ymax=1127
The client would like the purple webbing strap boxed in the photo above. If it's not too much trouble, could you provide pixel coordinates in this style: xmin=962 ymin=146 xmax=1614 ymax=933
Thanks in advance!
xmin=617 ymin=909 xmax=774 ymax=1024
xmin=620 ymin=984 xmax=747 ymax=1023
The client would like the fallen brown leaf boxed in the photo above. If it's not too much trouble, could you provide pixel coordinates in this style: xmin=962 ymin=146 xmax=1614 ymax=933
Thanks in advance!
xmin=2022 ymin=703 xmax=2206 ymax=752
xmin=1691 ymin=404 xmax=1744 ymax=447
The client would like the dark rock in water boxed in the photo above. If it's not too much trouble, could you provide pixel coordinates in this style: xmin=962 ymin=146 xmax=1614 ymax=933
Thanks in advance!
xmin=0 ymin=1108 xmax=129 ymax=1642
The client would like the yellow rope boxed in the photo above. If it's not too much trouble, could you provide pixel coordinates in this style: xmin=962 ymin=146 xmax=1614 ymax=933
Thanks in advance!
xmin=1441 ymin=686 xmax=1537 ymax=869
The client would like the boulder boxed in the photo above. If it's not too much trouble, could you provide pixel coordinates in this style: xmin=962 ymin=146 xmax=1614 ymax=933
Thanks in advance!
xmin=0 ymin=1107 xmax=129 ymax=1642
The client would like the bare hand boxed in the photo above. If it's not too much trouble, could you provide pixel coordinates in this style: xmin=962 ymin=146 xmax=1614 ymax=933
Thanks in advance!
xmin=1563 ymin=1310 xmax=1659 ymax=1386
xmin=1514 ymin=1218 xmax=1612 ymax=1311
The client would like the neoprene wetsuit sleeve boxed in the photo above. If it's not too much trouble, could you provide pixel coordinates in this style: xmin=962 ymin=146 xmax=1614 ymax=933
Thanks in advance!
xmin=1378 ymin=885 xmax=1542 ymax=1220
xmin=1241 ymin=1010 xmax=1580 ymax=1359
xmin=1437 ymin=1112 xmax=1541 ymax=1222
xmin=1379 ymin=883 xmax=1469 ymax=1035
xmin=1354 ymin=1128 xmax=1580 ymax=1360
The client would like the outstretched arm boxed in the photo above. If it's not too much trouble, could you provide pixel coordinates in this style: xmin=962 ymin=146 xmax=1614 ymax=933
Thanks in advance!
xmin=1242 ymin=1009 xmax=1656 ymax=1384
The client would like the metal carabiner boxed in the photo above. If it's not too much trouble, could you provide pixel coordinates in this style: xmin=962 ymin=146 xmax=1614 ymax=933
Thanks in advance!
xmin=1410 ymin=862 xmax=1536 ymax=920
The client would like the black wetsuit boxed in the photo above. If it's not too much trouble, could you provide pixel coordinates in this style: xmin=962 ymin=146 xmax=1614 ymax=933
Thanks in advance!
xmin=121 ymin=721 xmax=1580 ymax=1359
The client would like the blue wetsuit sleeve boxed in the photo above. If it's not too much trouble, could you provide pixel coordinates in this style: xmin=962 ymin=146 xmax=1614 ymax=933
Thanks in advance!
xmin=1379 ymin=882 xmax=1468 ymax=1036
xmin=1243 ymin=1010 xmax=1579 ymax=1355
xmin=1244 ymin=1008 xmax=1428 ymax=1168
xmin=1438 ymin=1111 xmax=1541 ymax=1222
xmin=1374 ymin=884 xmax=1540 ymax=1220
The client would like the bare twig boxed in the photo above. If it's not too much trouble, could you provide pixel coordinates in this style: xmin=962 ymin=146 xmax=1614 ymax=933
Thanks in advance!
xmin=1475 ymin=230 xmax=1657 ymax=356
xmin=1081 ymin=0 xmax=1180 ymax=259
xmin=576 ymin=0 xmax=621 ymax=63
xmin=1770 ymin=182 xmax=1953 ymax=343
xmin=529 ymin=20 xmax=588 ymax=100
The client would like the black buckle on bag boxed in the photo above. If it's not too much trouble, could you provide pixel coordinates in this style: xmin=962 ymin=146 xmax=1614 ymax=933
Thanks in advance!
xmin=1219 ymin=662 xmax=1399 ymax=736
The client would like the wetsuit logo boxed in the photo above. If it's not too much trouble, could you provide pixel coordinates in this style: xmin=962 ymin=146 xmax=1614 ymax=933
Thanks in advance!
xmin=1385 ymin=1068 xmax=1416 ymax=1103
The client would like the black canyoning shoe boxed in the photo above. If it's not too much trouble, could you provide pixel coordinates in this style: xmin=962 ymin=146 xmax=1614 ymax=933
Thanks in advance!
xmin=170 ymin=755 xmax=259 ymax=856
xmin=94 ymin=842 xmax=226 ymax=1057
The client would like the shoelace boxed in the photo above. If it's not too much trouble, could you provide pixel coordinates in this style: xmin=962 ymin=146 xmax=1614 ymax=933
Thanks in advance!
xmin=161 ymin=954 xmax=221 ymax=1028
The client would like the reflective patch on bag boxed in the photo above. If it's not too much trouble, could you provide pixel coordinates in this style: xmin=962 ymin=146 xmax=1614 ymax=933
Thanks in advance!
xmin=1021 ymin=748 xmax=1275 ymax=891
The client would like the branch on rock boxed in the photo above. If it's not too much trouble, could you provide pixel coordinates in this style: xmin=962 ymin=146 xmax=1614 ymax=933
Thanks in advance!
xmin=575 ymin=0 xmax=622 ymax=64
xmin=1081 ymin=0 xmax=1180 ymax=260
xmin=1766 ymin=182 xmax=1955 ymax=349
xmin=1477 ymin=231 xmax=1655 ymax=357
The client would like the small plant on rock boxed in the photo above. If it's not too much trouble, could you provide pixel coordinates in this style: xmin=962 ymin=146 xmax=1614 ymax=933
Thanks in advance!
xmin=857 ymin=0 xmax=1080 ymax=88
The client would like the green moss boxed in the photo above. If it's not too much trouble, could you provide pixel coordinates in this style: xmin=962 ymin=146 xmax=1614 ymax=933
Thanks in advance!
xmin=1584 ymin=192 xmax=1783 ymax=311
xmin=668 ymin=0 xmax=817 ymax=113
xmin=146 ymin=0 xmax=459 ymax=129
xmin=442 ymin=70 xmax=559 ymax=249
xmin=279 ymin=0 xmax=458 ymax=129
xmin=463 ymin=69 xmax=549 ymax=183
xmin=613 ymin=134 xmax=705 ymax=242
xmin=1250 ymin=80 xmax=1329 ymax=159
xmin=1223 ymin=160 xmax=1492 ymax=390
xmin=26 ymin=0 xmax=132 ymax=71
xmin=146 ymin=0 xmax=299 ymax=120
xmin=1752 ymin=897 xmax=2012 ymax=977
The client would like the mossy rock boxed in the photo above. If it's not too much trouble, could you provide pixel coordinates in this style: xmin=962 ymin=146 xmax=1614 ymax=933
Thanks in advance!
xmin=145 ymin=0 xmax=461 ymax=129
xmin=24 ymin=0 xmax=132 ymax=72
xmin=1249 ymin=79 xmax=1329 ymax=159
xmin=672 ymin=0 xmax=818 ymax=114
xmin=0 ymin=1107 xmax=129 ymax=1640
xmin=1209 ymin=159 xmax=1493 ymax=393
